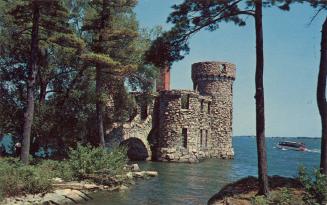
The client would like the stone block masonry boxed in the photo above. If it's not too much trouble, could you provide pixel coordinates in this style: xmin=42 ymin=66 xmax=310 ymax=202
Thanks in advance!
xmin=105 ymin=61 xmax=236 ymax=163
xmin=153 ymin=61 xmax=236 ymax=162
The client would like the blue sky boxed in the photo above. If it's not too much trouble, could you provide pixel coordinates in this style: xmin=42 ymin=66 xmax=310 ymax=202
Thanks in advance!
xmin=134 ymin=1 xmax=326 ymax=137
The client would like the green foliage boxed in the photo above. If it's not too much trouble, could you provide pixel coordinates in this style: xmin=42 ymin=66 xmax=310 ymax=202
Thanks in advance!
xmin=68 ymin=144 xmax=128 ymax=177
xmin=251 ymin=195 xmax=268 ymax=205
xmin=298 ymin=166 xmax=327 ymax=205
xmin=268 ymin=188 xmax=303 ymax=205
xmin=81 ymin=53 xmax=119 ymax=67
xmin=38 ymin=160 xmax=74 ymax=181
xmin=0 ymin=144 xmax=128 ymax=199
xmin=0 ymin=158 xmax=52 ymax=197
xmin=274 ymin=188 xmax=293 ymax=205
xmin=0 ymin=0 xmax=158 ymax=157
xmin=251 ymin=188 xmax=304 ymax=205
xmin=48 ymin=33 xmax=86 ymax=50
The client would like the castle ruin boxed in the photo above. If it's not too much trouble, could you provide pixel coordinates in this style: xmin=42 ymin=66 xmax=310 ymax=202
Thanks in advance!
xmin=106 ymin=61 xmax=236 ymax=163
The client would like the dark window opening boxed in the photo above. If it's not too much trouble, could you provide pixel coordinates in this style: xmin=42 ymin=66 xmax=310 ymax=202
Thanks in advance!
xmin=140 ymin=103 xmax=148 ymax=120
xmin=219 ymin=64 xmax=226 ymax=72
xmin=208 ymin=102 xmax=211 ymax=114
xmin=181 ymin=94 xmax=190 ymax=109
xmin=205 ymin=130 xmax=208 ymax=148
xmin=182 ymin=128 xmax=188 ymax=148
xmin=200 ymin=100 xmax=204 ymax=113
xmin=200 ymin=129 xmax=203 ymax=147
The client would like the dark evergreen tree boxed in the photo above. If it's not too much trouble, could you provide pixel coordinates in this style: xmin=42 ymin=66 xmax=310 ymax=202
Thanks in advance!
xmin=81 ymin=0 xmax=138 ymax=146
xmin=0 ymin=0 xmax=159 ymax=158
xmin=8 ymin=0 xmax=83 ymax=164
xmin=317 ymin=17 xmax=327 ymax=175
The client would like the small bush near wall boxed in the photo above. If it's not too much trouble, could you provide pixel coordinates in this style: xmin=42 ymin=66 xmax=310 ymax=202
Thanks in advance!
xmin=68 ymin=144 xmax=128 ymax=178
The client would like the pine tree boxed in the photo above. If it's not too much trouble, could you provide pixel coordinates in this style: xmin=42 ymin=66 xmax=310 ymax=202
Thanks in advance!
xmin=8 ymin=0 xmax=84 ymax=164
xmin=317 ymin=17 xmax=327 ymax=175
xmin=81 ymin=0 xmax=138 ymax=147
xmin=145 ymin=0 xmax=295 ymax=195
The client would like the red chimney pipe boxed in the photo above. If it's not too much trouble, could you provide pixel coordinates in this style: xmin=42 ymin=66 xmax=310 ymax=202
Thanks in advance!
xmin=157 ymin=65 xmax=170 ymax=91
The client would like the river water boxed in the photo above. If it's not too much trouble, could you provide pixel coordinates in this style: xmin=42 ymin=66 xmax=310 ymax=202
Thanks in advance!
xmin=87 ymin=136 xmax=321 ymax=205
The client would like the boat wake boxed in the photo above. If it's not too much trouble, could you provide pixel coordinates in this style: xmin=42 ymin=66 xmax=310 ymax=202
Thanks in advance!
xmin=274 ymin=146 xmax=320 ymax=153
xmin=306 ymin=149 xmax=321 ymax=153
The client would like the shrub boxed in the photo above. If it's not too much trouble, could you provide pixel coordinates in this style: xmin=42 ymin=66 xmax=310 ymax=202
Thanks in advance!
xmin=298 ymin=166 xmax=327 ymax=205
xmin=0 ymin=144 xmax=128 ymax=200
xmin=251 ymin=195 xmax=268 ymax=205
xmin=67 ymin=144 xmax=127 ymax=178
xmin=268 ymin=187 xmax=304 ymax=205
xmin=19 ymin=166 xmax=52 ymax=194
xmin=38 ymin=160 xmax=74 ymax=181
xmin=0 ymin=158 xmax=52 ymax=197
xmin=251 ymin=188 xmax=304 ymax=205
xmin=277 ymin=188 xmax=292 ymax=205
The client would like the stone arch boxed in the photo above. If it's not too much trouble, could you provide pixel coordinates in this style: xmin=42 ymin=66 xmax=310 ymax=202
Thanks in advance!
xmin=120 ymin=137 xmax=149 ymax=161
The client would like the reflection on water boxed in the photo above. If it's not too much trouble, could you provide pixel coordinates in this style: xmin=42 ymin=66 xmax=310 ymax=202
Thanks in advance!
xmin=87 ymin=137 xmax=321 ymax=205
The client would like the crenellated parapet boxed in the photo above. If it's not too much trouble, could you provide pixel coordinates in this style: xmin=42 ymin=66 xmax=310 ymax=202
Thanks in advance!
xmin=192 ymin=61 xmax=236 ymax=82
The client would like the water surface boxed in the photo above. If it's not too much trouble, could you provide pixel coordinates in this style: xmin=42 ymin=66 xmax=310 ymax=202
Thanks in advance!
xmin=88 ymin=137 xmax=321 ymax=205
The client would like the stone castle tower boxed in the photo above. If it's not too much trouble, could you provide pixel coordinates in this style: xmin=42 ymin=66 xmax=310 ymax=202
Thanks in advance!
xmin=154 ymin=61 xmax=236 ymax=162
xmin=192 ymin=61 xmax=236 ymax=159
xmin=105 ymin=61 xmax=235 ymax=163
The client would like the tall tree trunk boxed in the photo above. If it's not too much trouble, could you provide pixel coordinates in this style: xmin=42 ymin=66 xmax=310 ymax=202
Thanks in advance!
xmin=21 ymin=3 xmax=40 ymax=164
xmin=254 ymin=0 xmax=269 ymax=195
xmin=96 ymin=65 xmax=105 ymax=147
xmin=317 ymin=17 xmax=327 ymax=175
xmin=95 ymin=0 xmax=110 ymax=147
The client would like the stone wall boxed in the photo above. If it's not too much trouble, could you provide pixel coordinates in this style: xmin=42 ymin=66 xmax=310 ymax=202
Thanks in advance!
xmin=105 ymin=93 xmax=155 ymax=161
xmin=155 ymin=90 xmax=213 ymax=162
xmin=192 ymin=61 xmax=235 ymax=159
xmin=105 ymin=61 xmax=236 ymax=163
xmin=154 ymin=61 xmax=236 ymax=162
xmin=105 ymin=114 xmax=153 ymax=160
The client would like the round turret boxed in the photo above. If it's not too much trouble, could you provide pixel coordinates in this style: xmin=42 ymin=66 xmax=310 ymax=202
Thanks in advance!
xmin=192 ymin=61 xmax=236 ymax=95
xmin=191 ymin=61 xmax=236 ymax=159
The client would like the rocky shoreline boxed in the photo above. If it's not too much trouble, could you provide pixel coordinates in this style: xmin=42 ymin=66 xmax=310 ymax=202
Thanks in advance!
xmin=207 ymin=176 xmax=304 ymax=205
xmin=1 ymin=165 xmax=158 ymax=205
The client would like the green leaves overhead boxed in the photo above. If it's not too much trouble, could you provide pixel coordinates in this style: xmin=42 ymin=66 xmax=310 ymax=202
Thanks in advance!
xmin=9 ymin=0 xmax=71 ymax=33
xmin=81 ymin=53 xmax=118 ymax=67
xmin=80 ymin=52 xmax=137 ymax=77
xmin=48 ymin=33 xmax=86 ymax=51
xmin=104 ymin=28 xmax=138 ymax=41
xmin=0 ymin=0 xmax=159 ymax=154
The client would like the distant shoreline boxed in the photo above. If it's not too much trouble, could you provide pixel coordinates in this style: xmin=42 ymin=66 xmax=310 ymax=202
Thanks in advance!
xmin=233 ymin=136 xmax=320 ymax=139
